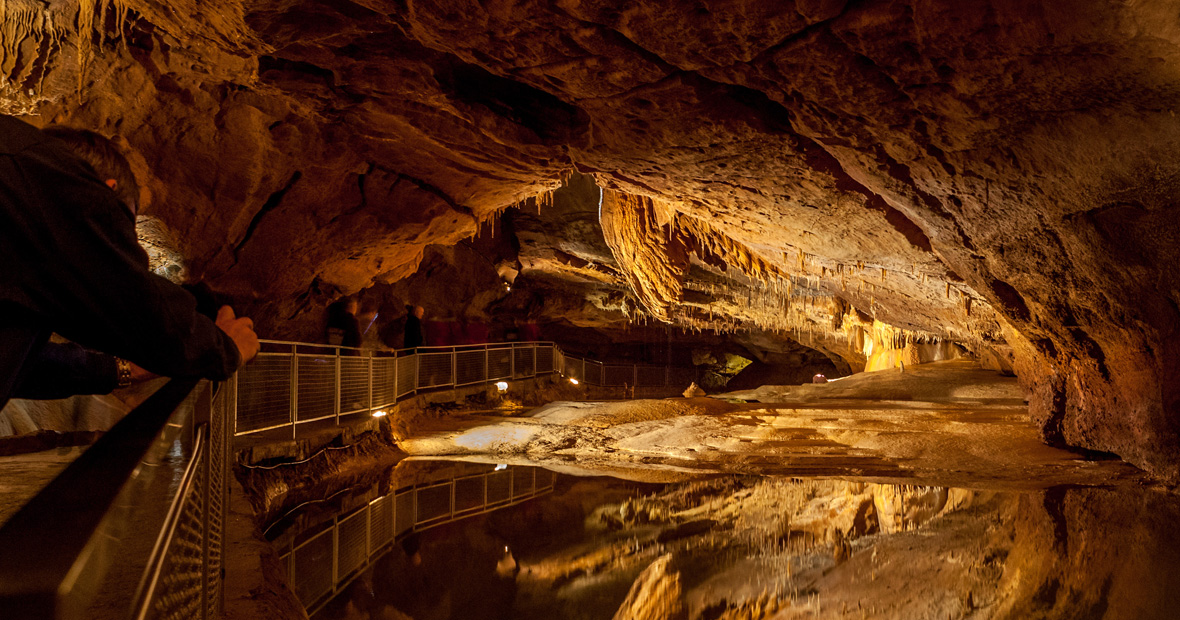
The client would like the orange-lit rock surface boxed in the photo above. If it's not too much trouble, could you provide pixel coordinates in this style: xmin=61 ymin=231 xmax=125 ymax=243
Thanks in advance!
xmin=4 ymin=1 xmax=1180 ymax=478
xmin=398 ymin=362 xmax=1147 ymax=490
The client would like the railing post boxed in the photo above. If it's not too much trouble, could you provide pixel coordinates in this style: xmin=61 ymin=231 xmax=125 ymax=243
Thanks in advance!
xmin=290 ymin=345 xmax=298 ymax=440
xmin=451 ymin=347 xmax=457 ymax=388
xmin=412 ymin=488 xmax=420 ymax=531
xmin=510 ymin=344 xmax=516 ymax=379
xmin=394 ymin=354 xmax=398 ymax=400
xmin=367 ymin=352 xmax=374 ymax=414
xmin=484 ymin=346 xmax=489 ymax=383
xmin=288 ymin=541 xmax=295 ymax=597
xmin=334 ymin=348 xmax=341 ymax=426
xmin=332 ymin=518 xmax=339 ymax=594
xmin=414 ymin=352 xmax=420 ymax=392
xmin=201 ymin=386 xmax=211 ymax=620
xmin=231 ymin=368 xmax=239 ymax=437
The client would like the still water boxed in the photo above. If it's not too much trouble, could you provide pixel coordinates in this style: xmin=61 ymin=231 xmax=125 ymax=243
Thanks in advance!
xmin=268 ymin=459 xmax=1180 ymax=620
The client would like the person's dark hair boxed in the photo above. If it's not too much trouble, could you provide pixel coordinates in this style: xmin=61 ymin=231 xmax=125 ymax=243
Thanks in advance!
xmin=41 ymin=125 xmax=140 ymax=214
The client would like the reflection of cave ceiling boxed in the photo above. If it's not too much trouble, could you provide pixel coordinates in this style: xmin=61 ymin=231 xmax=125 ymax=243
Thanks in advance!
xmin=5 ymin=0 xmax=1180 ymax=479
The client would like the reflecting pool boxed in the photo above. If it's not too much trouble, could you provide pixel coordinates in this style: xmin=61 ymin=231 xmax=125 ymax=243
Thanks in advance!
xmin=272 ymin=459 xmax=1180 ymax=620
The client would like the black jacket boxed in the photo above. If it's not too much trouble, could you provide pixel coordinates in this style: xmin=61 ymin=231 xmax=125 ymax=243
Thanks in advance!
xmin=0 ymin=116 xmax=239 ymax=408
xmin=404 ymin=315 xmax=424 ymax=349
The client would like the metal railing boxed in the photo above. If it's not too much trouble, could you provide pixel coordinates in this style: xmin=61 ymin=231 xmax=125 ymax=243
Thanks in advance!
xmin=0 ymin=377 xmax=232 ymax=620
xmin=276 ymin=464 xmax=556 ymax=615
xmin=234 ymin=340 xmax=695 ymax=438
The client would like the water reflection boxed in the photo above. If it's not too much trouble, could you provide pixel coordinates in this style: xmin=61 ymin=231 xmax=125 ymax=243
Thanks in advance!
xmin=268 ymin=460 xmax=555 ymax=614
xmin=291 ymin=464 xmax=1180 ymax=620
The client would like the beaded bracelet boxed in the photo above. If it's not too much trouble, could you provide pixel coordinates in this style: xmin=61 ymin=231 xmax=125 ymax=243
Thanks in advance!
xmin=116 ymin=358 xmax=133 ymax=388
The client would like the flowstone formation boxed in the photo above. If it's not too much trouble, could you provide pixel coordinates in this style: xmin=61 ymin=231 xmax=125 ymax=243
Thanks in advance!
xmin=4 ymin=0 xmax=1180 ymax=478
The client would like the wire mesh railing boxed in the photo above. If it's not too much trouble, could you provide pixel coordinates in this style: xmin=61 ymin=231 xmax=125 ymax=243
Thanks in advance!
xmin=234 ymin=340 xmax=695 ymax=438
xmin=0 ymin=378 xmax=232 ymax=620
xmin=276 ymin=465 xmax=557 ymax=615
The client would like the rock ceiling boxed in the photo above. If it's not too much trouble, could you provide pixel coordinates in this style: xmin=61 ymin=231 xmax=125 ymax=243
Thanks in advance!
xmin=3 ymin=0 xmax=1180 ymax=479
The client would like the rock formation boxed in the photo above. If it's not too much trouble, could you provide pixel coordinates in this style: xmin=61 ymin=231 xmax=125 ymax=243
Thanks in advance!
xmin=4 ymin=0 xmax=1180 ymax=478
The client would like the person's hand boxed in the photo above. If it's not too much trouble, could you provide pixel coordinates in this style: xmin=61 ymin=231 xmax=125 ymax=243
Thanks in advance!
xmin=128 ymin=362 xmax=157 ymax=383
xmin=216 ymin=305 xmax=260 ymax=365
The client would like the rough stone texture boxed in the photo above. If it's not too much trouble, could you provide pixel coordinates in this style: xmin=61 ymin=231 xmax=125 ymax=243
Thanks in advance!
xmin=399 ymin=361 xmax=1148 ymax=490
xmin=223 ymin=477 xmax=308 ymax=620
xmin=4 ymin=1 xmax=1180 ymax=477
xmin=611 ymin=554 xmax=685 ymax=620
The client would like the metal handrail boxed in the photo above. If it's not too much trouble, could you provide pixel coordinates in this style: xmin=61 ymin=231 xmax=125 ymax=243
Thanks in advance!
xmin=131 ymin=430 xmax=205 ymax=620
xmin=0 ymin=377 xmax=228 ymax=619
xmin=234 ymin=339 xmax=694 ymax=438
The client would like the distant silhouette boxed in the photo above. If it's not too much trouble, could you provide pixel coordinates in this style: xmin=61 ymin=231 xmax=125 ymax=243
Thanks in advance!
xmin=404 ymin=305 xmax=425 ymax=349
xmin=326 ymin=299 xmax=361 ymax=348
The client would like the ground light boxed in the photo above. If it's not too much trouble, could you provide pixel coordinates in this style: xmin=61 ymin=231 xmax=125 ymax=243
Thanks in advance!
xmin=372 ymin=410 xmax=387 ymax=417
xmin=569 ymin=378 xmax=579 ymax=385
xmin=496 ymin=381 xmax=508 ymax=392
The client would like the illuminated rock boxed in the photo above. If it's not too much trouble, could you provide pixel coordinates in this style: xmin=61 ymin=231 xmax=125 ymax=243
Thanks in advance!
xmin=4 ymin=0 xmax=1180 ymax=478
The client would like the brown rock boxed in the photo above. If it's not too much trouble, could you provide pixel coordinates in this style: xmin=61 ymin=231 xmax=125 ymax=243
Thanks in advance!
xmin=612 ymin=554 xmax=685 ymax=620
xmin=4 ymin=0 xmax=1180 ymax=478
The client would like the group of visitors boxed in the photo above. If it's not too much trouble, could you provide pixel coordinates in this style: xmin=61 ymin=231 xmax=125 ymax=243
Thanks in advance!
xmin=325 ymin=300 xmax=424 ymax=350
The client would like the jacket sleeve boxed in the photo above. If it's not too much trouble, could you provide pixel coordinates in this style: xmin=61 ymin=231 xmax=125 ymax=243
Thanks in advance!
xmin=2 ymin=139 xmax=241 ymax=380
xmin=14 ymin=342 xmax=118 ymax=399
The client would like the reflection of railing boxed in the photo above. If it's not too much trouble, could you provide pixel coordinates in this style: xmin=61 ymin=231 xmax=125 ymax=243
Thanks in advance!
xmin=277 ymin=465 xmax=557 ymax=615
xmin=0 ymin=378 xmax=232 ymax=620
xmin=234 ymin=340 xmax=695 ymax=438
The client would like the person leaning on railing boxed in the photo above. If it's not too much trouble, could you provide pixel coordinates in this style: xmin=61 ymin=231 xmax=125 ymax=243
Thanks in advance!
xmin=0 ymin=116 xmax=259 ymax=410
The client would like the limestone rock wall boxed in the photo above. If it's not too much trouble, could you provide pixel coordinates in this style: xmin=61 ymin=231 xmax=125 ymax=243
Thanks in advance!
xmin=4 ymin=0 xmax=1180 ymax=478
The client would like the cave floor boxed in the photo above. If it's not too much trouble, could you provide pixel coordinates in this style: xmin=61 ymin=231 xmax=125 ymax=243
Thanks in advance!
xmin=0 ymin=446 xmax=87 ymax=527
xmin=400 ymin=361 xmax=1149 ymax=490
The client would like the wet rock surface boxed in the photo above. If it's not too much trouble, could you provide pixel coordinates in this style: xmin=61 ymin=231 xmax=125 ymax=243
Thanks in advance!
xmin=398 ymin=362 xmax=1146 ymax=490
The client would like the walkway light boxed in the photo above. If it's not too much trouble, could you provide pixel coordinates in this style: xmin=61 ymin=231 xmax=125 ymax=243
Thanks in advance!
xmin=569 ymin=377 xmax=579 ymax=385
xmin=372 ymin=410 xmax=387 ymax=417
xmin=496 ymin=381 xmax=508 ymax=392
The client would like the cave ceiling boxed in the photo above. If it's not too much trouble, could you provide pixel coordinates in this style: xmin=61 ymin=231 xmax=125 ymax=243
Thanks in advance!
xmin=4 ymin=0 xmax=1180 ymax=479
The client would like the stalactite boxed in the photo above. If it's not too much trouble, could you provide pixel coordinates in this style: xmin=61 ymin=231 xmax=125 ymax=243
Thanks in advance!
xmin=74 ymin=0 xmax=96 ymax=94
xmin=112 ymin=0 xmax=127 ymax=43
xmin=2 ymin=3 xmax=42 ymax=75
